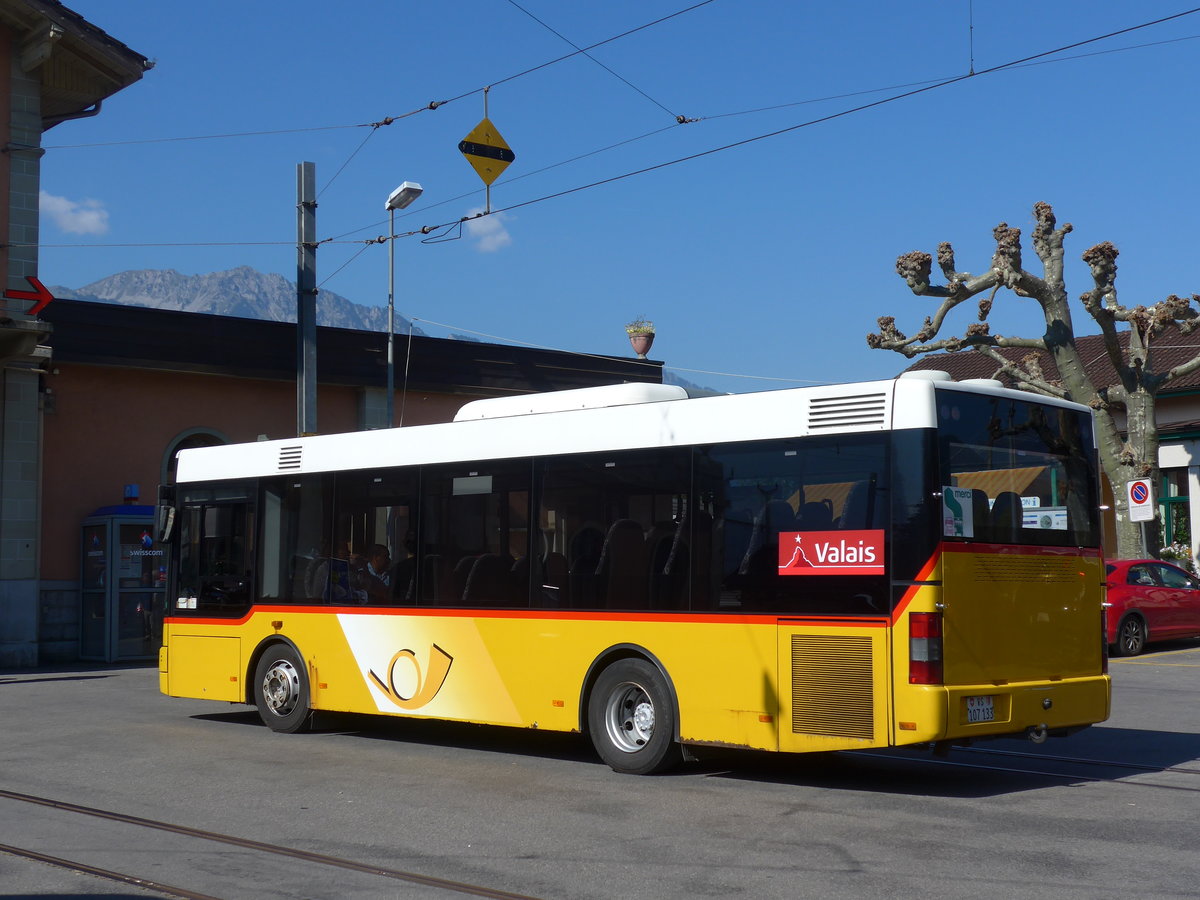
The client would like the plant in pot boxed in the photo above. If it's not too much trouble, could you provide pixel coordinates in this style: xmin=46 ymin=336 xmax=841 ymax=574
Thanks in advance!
xmin=625 ymin=317 xmax=655 ymax=358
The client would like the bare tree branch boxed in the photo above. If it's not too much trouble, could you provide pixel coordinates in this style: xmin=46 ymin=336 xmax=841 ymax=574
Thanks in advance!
xmin=974 ymin=345 xmax=1068 ymax=398
xmin=868 ymin=201 xmax=1200 ymax=558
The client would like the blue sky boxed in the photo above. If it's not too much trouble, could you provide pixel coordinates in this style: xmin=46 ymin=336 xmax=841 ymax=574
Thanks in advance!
xmin=39 ymin=1 xmax=1200 ymax=394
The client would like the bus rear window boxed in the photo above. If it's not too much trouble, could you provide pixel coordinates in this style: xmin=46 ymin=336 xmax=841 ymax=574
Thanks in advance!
xmin=937 ymin=391 xmax=1099 ymax=548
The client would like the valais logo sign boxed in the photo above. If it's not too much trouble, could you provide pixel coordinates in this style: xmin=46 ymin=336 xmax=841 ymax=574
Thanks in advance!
xmin=777 ymin=529 xmax=886 ymax=576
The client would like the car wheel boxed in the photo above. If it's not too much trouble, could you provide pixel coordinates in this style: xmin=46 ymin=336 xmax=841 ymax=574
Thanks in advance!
xmin=1114 ymin=615 xmax=1147 ymax=657
xmin=254 ymin=644 xmax=312 ymax=733
xmin=587 ymin=658 xmax=682 ymax=775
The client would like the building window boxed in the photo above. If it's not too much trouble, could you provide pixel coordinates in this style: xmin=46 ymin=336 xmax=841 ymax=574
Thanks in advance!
xmin=1160 ymin=467 xmax=1191 ymax=559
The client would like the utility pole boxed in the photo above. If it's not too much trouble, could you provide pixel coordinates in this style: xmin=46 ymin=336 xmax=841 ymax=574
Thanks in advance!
xmin=296 ymin=161 xmax=317 ymax=436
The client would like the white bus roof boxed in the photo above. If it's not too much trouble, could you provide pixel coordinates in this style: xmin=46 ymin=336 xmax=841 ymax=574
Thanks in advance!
xmin=173 ymin=376 xmax=1092 ymax=483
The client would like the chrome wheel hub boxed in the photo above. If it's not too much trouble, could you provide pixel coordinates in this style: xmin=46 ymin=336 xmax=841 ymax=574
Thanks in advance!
xmin=262 ymin=660 xmax=301 ymax=717
xmin=604 ymin=682 xmax=655 ymax=753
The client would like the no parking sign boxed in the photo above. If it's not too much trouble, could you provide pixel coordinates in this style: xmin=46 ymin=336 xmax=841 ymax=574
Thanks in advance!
xmin=1127 ymin=478 xmax=1154 ymax=522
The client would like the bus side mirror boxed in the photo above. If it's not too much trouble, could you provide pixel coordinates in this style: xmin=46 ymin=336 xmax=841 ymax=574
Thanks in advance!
xmin=156 ymin=504 xmax=176 ymax=545
xmin=156 ymin=484 xmax=177 ymax=544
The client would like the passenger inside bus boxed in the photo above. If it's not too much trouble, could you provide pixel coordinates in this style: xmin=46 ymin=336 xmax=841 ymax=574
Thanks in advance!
xmin=363 ymin=544 xmax=392 ymax=603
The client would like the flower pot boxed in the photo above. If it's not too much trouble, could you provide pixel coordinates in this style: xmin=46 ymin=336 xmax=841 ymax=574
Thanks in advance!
xmin=628 ymin=332 xmax=655 ymax=359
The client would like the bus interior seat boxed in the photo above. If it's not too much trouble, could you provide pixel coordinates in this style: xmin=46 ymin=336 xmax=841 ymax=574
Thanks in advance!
xmin=569 ymin=526 xmax=604 ymax=566
xmin=739 ymin=500 xmax=796 ymax=575
xmin=648 ymin=520 xmax=683 ymax=609
xmin=292 ymin=554 xmax=322 ymax=601
xmin=799 ymin=500 xmax=833 ymax=531
xmin=991 ymin=491 xmax=1023 ymax=541
xmin=510 ymin=555 xmax=530 ymax=605
xmin=390 ymin=556 xmax=416 ymax=603
xmin=462 ymin=553 xmax=511 ymax=605
xmin=596 ymin=518 xmax=649 ymax=609
xmin=680 ymin=510 xmax=715 ymax=609
xmin=451 ymin=555 xmax=476 ymax=602
xmin=971 ymin=489 xmax=990 ymax=538
xmin=839 ymin=481 xmax=870 ymax=529
xmin=543 ymin=551 xmax=569 ymax=606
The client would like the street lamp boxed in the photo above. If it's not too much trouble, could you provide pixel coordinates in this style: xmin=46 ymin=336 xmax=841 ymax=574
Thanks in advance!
xmin=384 ymin=181 xmax=423 ymax=427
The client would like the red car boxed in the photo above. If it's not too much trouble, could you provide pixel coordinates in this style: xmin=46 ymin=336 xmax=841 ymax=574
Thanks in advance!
xmin=1105 ymin=559 xmax=1200 ymax=656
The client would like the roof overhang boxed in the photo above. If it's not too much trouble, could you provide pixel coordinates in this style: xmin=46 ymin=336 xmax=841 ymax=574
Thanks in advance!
xmin=0 ymin=0 xmax=150 ymax=128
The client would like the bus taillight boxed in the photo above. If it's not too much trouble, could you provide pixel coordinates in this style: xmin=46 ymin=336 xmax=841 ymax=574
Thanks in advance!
xmin=909 ymin=612 xmax=943 ymax=684
xmin=1101 ymin=605 xmax=1110 ymax=675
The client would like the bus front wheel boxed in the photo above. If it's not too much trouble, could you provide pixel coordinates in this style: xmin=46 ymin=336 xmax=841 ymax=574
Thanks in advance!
xmin=587 ymin=658 xmax=681 ymax=775
xmin=254 ymin=644 xmax=311 ymax=733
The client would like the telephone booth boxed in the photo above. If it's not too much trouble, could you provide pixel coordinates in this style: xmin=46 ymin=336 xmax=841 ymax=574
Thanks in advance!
xmin=80 ymin=505 xmax=166 ymax=662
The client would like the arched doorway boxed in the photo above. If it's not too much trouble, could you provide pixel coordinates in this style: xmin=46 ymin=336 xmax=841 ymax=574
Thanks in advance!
xmin=162 ymin=428 xmax=228 ymax=486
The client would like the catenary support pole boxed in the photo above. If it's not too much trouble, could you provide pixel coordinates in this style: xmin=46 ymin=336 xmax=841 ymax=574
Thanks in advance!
xmin=296 ymin=162 xmax=318 ymax=436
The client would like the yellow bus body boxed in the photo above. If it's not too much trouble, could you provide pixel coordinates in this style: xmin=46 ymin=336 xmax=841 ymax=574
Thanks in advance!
xmin=162 ymin=542 xmax=1109 ymax=755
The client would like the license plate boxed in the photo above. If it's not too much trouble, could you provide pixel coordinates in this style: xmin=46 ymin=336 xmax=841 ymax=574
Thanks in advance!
xmin=966 ymin=695 xmax=995 ymax=723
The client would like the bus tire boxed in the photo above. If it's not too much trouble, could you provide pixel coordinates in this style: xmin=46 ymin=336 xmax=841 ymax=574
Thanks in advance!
xmin=254 ymin=644 xmax=311 ymax=733
xmin=1113 ymin=615 xmax=1147 ymax=657
xmin=587 ymin=658 xmax=681 ymax=775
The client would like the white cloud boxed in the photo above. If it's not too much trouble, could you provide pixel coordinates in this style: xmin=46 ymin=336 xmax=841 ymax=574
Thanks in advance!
xmin=40 ymin=191 xmax=110 ymax=235
xmin=464 ymin=207 xmax=512 ymax=252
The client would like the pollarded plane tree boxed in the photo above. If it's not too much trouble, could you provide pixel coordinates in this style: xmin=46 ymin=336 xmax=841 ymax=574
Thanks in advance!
xmin=867 ymin=201 xmax=1200 ymax=559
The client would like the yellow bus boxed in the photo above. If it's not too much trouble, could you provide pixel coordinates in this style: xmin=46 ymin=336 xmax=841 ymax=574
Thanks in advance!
xmin=158 ymin=374 xmax=1110 ymax=774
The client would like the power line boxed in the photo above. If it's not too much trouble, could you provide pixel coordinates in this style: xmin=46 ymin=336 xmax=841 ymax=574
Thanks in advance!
xmin=42 ymin=122 xmax=369 ymax=150
xmin=424 ymin=8 xmax=1200 ymax=228
xmin=324 ymin=122 xmax=679 ymax=243
xmin=324 ymin=16 xmax=1200 ymax=245
xmin=439 ymin=0 xmax=717 ymax=105
xmin=502 ymin=0 xmax=689 ymax=121
xmin=41 ymin=1 xmax=714 ymax=152
xmin=32 ymin=9 xmax=1200 ymax=253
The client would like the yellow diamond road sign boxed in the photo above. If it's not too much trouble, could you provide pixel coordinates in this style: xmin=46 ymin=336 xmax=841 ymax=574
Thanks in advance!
xmin=458 ymin=118 xmax=515 ymax=186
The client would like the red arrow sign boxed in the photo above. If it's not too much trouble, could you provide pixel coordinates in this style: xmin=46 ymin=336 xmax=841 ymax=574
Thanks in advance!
xmin=4 ymin=276 xmax=54 ymax=315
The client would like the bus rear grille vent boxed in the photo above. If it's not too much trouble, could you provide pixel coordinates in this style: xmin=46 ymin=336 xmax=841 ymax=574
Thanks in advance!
xmin=790 ymin=634 xmax=874 ymax=739
xmin=808 ymin=393 xmax=887 ymax=429
xmin=277 ymin=446 xmax=303 ymax=471
xmin=974 ymin=555 xmax=1078 ymax=584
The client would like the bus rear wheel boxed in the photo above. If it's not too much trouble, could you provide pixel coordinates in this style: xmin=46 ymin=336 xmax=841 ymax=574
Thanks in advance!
xmin=254 ymin=645 xmax=311 ymax=733
xmin=587 ymin=658 xmax=681 ymax=775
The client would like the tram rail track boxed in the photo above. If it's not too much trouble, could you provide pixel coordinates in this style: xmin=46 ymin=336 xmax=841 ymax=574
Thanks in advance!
xmin=861 ymin=744 xmax=1200 ymax=792
xmin=0 ymin=788 xmax=542 ymax=900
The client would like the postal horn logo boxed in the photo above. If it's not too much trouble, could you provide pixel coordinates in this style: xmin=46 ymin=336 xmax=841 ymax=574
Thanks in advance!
xmin=778 ymin=529 xmax=886 ymax=576
xmin=368 ymin=644 xmax=453 ymax=710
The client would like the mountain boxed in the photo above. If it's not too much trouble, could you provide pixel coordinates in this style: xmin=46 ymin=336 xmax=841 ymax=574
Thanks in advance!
xmin=48 ymin=266 xmax=422 ymax=334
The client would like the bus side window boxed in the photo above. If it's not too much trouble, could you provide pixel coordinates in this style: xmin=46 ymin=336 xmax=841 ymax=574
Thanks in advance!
xmin=420 ymin=461 xmax=533 ymax=608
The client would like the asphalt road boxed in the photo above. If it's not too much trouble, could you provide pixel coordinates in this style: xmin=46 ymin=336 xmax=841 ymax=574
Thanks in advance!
xmin=1 ymin=642 xmax=1198 ymax=900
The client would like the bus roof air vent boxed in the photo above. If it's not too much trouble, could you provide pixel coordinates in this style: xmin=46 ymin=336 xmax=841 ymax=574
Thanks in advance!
xmin=808 ymin=392 xmax=888 ymax=429
xmin=454 ymin=383 xmax=689 ymax=421
xmin=278 ymin=445 xmax=303 ymax=471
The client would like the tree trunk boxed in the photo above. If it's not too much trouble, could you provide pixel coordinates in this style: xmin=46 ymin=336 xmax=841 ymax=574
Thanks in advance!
xmin=1095 ymin=389 xmax=1160 ymax=560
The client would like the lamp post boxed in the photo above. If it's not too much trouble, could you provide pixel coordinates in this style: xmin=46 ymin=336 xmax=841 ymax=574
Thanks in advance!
xmin=384 ymin=181 xmax=423 ymax=427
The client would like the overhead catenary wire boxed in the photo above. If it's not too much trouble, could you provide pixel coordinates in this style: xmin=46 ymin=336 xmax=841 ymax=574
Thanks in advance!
xmin=26 ymin=8 xmax=1200 ymax=255
xmin=502 ymin=0 xmax=691 ymax=122
xmin=325 ymin=12 xmax=1200 ymax=245
xmin=390 ymin=7 xmax=1200 ymax=241
xmin=41 ymin=0 xmax=714 ymax=151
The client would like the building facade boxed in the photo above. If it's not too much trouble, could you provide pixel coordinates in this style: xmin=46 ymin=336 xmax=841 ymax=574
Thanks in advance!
xmin=27 ymin=298 xmax=663 ymax=665
xmin=0 ymin=0 xmax=148 ymax=666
